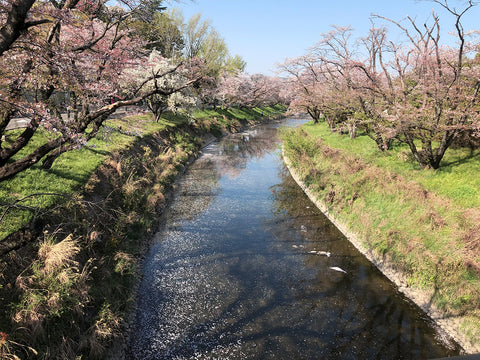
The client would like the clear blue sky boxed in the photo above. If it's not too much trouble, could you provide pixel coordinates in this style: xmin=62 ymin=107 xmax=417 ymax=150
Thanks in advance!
xmin=170 ymin=0 xmax=479 ymax=75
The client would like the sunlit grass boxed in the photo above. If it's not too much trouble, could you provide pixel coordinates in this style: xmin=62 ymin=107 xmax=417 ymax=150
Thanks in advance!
xmin=302 ymin=121 xmax=480 ymax=208
xmin=195 ymin=104 xmax=286 ymax=123
xmin=0 ymin=114 xmax=179 ymax=240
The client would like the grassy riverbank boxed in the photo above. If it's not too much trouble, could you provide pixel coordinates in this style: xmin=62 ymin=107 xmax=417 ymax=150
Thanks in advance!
xmin=0 ymin=105 xmax=285 ymax=359
xmin=280 ymin=122 xmax=480 ymax=353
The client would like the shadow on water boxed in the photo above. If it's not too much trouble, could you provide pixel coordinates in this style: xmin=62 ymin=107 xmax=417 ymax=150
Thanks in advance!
xmin=126 ymin=119 xmax=462 ymax=360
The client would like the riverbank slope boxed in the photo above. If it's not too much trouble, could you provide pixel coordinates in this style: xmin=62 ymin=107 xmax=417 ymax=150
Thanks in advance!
xmin=281 ymin=124 xmax=480 ymax=354
xmin=0 ymin=106 xmax=285 ymax=359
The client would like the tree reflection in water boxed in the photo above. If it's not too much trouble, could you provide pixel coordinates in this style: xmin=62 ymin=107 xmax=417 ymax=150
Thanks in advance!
xmin=168 ymin=124 xmax=280 ymax=223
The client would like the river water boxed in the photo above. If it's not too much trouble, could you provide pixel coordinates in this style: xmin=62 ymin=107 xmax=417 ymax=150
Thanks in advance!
xmin=127 ymin=118 xmax=461 ymax=359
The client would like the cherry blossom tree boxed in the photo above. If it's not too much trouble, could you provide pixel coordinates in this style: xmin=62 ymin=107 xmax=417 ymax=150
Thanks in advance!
xmin=277 ymin=56 xmax=325 ymax=124
xmin=121 ymin=50 xmax=200 ymax=122
xmin=214 ymin=73 xmax=252 ymax=108
xmin=282 ymin=0 xmax=480 ymax=166
xmin=0 ymin=0 xmax=203 ymax=181
xmin=306 ymin=26 xmax=397 ymax=147
xmin=214 ymin=72 xmax=286 ymax=110
xmin=358 ymin=1 xmax=480 ymax=167
xmin=279 ymin=46 xmax=360 ymax=133
xmin=380 ymin=1 xmax=479 ymax=168
xmin=248 ymin=74 xmax=285 ymax=108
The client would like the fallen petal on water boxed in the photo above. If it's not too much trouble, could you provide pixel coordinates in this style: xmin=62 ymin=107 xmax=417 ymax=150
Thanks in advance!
xmin=329 ymin=266 xmax=347 ymax=274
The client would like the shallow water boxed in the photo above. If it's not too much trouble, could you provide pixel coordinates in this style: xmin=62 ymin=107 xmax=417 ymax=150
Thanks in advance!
xmin=127 ymin=118 xmax=461 ymax=359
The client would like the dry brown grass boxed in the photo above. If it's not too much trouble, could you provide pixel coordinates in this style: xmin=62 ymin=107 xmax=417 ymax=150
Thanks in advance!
xmin=80 ymin=304 xmax=123 ymax=359
xmin=107 ymin=158 xmax=123 ymax=177
xmin=38 ymin=233 xmax=80 ymax=275
xmin=460 ymin=209 xmax=480 ymax=276
xmin=12 ymin=233 xmax=91 ymax=349
xmin=0 ymin=330 xmax=38 ymax=360
xmin=417 ymin=211 xmax=448 ymax=230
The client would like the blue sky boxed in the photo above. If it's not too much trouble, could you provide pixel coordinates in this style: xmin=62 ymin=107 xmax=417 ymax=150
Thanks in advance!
xmin=170 ymin=0 xmax=479 ymax=75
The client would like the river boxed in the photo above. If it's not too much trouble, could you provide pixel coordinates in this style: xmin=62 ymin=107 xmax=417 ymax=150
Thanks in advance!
xmin=126 ymin=118 xmax=461 ymax=359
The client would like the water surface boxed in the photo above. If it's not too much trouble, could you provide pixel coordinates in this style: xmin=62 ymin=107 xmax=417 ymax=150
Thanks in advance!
xmin=127 ymin=119 xmax=461 ymax=359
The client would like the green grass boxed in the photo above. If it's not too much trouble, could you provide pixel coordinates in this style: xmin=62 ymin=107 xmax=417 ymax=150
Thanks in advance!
xmin=0 ymin=112 xmax=199 ymax=240
xmin=302 ymin=122 xmax=480 ymax=208
xmin=195 ymin=104 xmax=286 ymax=124
xmin=0 ymin=115 xmax=162 ymax=240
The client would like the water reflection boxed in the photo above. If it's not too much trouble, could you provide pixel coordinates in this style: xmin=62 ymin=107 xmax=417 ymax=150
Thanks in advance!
xmin=127 ymin=119 xmax=460 ymax=360
xmin=170 ymin=123 xmax=282 ymax=224
xmin=202 ymin=125 xmax=280 ymax=180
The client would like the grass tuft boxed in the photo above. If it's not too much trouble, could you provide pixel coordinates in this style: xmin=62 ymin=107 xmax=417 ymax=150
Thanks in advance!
xmin=38 ymin=233 xmax=80 ymax=276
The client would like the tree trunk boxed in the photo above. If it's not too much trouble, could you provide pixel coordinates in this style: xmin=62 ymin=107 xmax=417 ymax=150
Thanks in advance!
xmin=373 ymin=133 xmax=390 ymax=152
xmin=307 ymin=109 xmax=319 ymax=124
xmin=0 ymin=137 xmax=63 ymax=181
xmin=429 ymin=130 xmax=458 ymax=169
xmin=41 ymin=143 xmax=74 ymax=169
xmin=0 ymin=120 xmax=38 ymax=167
xmin=347 ymin=120 xmax=357 ymax=139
